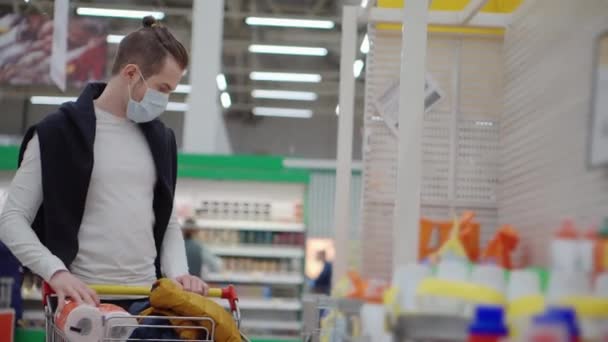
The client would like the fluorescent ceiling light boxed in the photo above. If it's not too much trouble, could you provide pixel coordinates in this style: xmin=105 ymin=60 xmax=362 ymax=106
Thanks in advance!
xmin=30 ymin=96 xmax=75 ymax=105
xmin=253 ymin=107 xmax=313 ymax=119
xmin=245 ymin=16 xmax=335 ymax=29
xmin=353 ymin=59 xmax=365 ymax=78
xmin=249 ymin=44 xmax=328 ymax=57
xmin=106 ymin=34 xmax=124 ymax=44
xmin=250 ymin=71 xmax=322 ymax=83
xmin=174 ymin=84 xmax=191 ymax=94
xmin=216 ymin=74 xmax=227 ymax=91
xmin=31 ymin=96 xmax=188 ymax=112
xmin=76 ymin=7 xmax=165 ymax=20
xmin=251 ymin=89 xmax=318 ymax=101
xmin=220 ymin=92 xmax=232 ymax=109
xmin=360 ymin=0 xmax=369 ymax=7
xmin=166 ymin=102 xmax=188 ymax=112
xmin=360 ymin=34 xmax=370 ymax=54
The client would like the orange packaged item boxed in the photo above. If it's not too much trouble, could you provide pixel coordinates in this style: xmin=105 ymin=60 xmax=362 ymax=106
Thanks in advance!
xmin=346 ymin=271 xmax=387 ymax=303
xmin=596 ymin=218 xmax=608 ymax=274
xmin=55 ymin=301 xmax=103 ymax=342
xmin=419 ymin=211 xmax=480 ymax=262
xmin=481 ymin=225 xmax=519 ymax=269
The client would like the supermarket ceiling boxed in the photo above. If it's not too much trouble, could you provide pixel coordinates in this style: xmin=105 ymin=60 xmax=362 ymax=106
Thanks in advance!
xmin=0 ymin=0 xmax=366 ymax=118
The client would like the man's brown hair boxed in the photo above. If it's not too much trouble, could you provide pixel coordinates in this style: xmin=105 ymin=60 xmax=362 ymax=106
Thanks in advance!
xmin=111 ymin=16 xmax=189 ymax=77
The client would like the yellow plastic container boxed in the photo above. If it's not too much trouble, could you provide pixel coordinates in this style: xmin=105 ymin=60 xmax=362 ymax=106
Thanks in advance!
xmin=507 ymin=294 xmax=546 ymax=338
xmin=559 ymin=296 xmax=608 ymax=341
xmin=416 ymin=278 xmax=506 ymax=317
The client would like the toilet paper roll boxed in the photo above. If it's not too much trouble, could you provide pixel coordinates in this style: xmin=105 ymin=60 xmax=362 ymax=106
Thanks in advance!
xmin=99 ymin=303 xmax=138 ymax=342
xmin=56 ymin=301 xmax=103 ymax=342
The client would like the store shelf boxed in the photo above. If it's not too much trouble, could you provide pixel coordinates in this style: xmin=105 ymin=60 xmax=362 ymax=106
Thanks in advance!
xmin=241 ymin=320 xmax=302 ymax=331
xmin=194 ymin=219 xmax=305 ymax=232
xmin=249 ymin=337 xmax=301 ymax=342
xmin=209 ymin=245 xmax=304 ymax=258
xmin=22 ymin=310 xmax=45 ymax=321
xmin=22 ymin=292 xmax=42 ymax=302
xmin=214 ymin=297 xmax=302 ymax=311
xmin=206 ymin=272 xmax=304 ymax=285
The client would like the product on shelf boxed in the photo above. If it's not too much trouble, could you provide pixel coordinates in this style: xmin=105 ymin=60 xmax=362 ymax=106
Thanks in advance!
xmin=507 ymin=269 xmax=545 ymax=338
xmin=419 ymin=211 xmax=481 ymax=262
xmin=425 ymin=217 xmax=471 ymax=265
xmin=551 ymin=219 xmax=581 ymax=271
xmin=197 ymin=229 xmax=305 ymax=247
xmin=220 ymin=257 xmax=302 ymax=274
xmin=581 ymin=228 xmax=597 ymax=274
xmin=526 ymin=312 xmax=570 ymax=342
xmin=467 ymin=305 xmax=508 ymax=342
xmin=481 ymin=225 xmax=519 ymax=270
xmin=595 ymin=218 xmax=608 ymax=275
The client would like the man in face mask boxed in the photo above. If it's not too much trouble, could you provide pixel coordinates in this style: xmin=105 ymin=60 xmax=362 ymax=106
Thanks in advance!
xmin=0 ymin=16 xmax=207 ymax=311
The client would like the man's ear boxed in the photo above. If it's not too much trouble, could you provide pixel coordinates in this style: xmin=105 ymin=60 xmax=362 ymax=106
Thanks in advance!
xmin=121 ymin=64 xmax=138 ymax=82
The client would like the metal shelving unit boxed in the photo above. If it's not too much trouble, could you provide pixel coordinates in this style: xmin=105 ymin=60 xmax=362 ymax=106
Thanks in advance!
xmin=214 ymin=298 xmax=303 ymax=311
xmin=208 ymin=245 xmax=305 ymax=258
xmin=176 ymin=179 xmax=308 ymax=340
xmin=205 ymin=272 xmax=304 ymax=285
xmin=195 ymin=219 xmax=305 ymax=233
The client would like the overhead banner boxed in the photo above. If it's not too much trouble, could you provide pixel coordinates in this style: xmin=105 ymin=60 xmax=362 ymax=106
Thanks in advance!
xmin=50 ymin=0 xmax=69 ymax=91
xmin=0 ymin=10 xmax=107 ymax=87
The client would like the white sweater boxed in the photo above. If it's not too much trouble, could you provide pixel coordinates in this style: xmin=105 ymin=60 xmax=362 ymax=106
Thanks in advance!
xmin=0 ymin=108 xmax=188 ymax=285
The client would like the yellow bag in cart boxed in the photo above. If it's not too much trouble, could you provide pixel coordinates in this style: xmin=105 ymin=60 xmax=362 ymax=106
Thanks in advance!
xmin=138 ymin=306 xmax=201 ymax=340
xmin=149 ymin=279 xmax=242 ymax=342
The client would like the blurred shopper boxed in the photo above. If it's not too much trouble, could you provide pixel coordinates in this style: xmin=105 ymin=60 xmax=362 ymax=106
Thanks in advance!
xmin=312 ymin=250 xmax=333 ymax=295
xmin=0 ymin=16 xmax=206 ymax=311
xmin=182 ymin=218 xmax=222 ymax=277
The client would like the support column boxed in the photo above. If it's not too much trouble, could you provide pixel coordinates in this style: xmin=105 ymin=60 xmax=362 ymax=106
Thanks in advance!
xmin=182 ymin=0 xmax=231 ymax=154
xmin=392 ymin=0 xmax=429 ymax=269
xmin=332 ymin=6 xmax=358 ymax=287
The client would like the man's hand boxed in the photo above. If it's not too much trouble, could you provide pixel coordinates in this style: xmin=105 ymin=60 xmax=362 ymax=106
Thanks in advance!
xmin=49 ymin=270 xmax=99 ymax=312
xmin=174 ymin=274 xmax=209 ymax=295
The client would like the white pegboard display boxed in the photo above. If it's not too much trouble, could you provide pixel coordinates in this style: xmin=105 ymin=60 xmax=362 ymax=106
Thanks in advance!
xmin=360 ymin=26 xmax=503 ymax=280
xmin=421 ymin=110 xmax=451 ymax=203
xmin=456 ymin=119 xmax=500 ymax=204
xmin=499 ymin=0 xmax=608 ymax=267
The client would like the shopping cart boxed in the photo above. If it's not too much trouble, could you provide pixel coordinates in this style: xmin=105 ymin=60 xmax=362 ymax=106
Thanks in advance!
xmin=302 ymin=295 xmax=367 ymax=342
xmin=390 ymin=314 xmax=469 ymax=342
xmin=43 ymin=282 xmax=249 ymax=342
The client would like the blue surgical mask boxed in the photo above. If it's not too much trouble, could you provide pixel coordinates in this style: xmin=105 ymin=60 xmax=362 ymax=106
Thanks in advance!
xmin=127 ymin=71 xmax=169 ymax=123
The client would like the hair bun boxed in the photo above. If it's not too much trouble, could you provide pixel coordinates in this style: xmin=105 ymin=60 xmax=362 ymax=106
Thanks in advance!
xmin=142 ymin=16 xmax=157 ymax=28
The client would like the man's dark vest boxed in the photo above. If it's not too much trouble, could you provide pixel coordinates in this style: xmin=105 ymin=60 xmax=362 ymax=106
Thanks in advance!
xmin=18 ymin=83 xmax=178 ymax=278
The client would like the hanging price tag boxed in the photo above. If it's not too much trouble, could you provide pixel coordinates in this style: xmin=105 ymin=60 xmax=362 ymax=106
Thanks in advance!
xmin=374 ymin=73 xmax=443 ymax=136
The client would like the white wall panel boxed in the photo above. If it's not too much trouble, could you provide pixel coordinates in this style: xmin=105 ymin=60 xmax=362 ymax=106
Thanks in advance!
xmin=499 ymin=0 xmax=608 ymax=266
xmin=360 ymin=26 xmax=503 ymax=280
